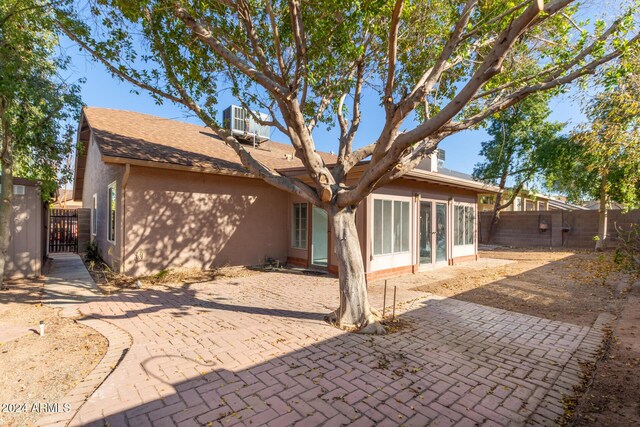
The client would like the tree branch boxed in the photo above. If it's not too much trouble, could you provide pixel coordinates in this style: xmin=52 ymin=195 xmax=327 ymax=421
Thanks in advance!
xmin=265 ymin=0 xmax=287 ymax=81
xmin=56 ymin=19 xmax=186 ymax=105
xmin=384 ymin=0 xmax=404 ymax=107
xmin=340 ymin=0 xmax=546 ymax=208
xmin=448 ymin=32 xmax=640 ymax=132
xmin=288 ymin=0 xmax=307 ymax=94
xmin=233 ymin=0 xmax=281 ymax=84
xmin=174 ymin=4 xmax=289 ymax=97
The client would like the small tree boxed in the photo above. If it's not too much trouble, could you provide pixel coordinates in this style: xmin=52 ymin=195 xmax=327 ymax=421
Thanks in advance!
xmin=0 ymin=1 xmax=82 ymax=285
xmin=473 ymin=93 xmax=566 ymax=241
xmin=546 ymin=52 xmax=640 ymax=250
xmin=57 ymin=1 xmax=640 ymax=333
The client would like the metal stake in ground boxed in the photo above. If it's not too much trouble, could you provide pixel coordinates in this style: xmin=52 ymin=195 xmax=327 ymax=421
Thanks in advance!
xmin=392 ymin=286 xmax=397 ymax=320
xmin=382 ymin=280 xmax=387 ymax=319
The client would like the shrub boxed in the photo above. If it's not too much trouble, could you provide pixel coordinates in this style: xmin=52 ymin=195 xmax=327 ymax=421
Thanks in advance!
xmin=84 ymin=240 xmax=103 ymax=264
xmin=614 ymin=223 xmax=640 ymax=272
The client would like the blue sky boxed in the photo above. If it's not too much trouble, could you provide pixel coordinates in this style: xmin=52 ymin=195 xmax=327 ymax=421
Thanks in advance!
xmin=62 ymin=38 xmax=588 ymax=176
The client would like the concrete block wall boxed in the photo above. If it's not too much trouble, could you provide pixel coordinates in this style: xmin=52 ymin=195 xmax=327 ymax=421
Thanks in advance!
xmin=77 ymin=208 xmax=91 ymax=253
xmin=479 ymin=209 xmax=640 ymax=248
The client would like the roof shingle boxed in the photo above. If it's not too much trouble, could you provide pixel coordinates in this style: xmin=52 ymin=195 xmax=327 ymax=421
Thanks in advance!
xmin=83 ymin=107 xmax=336 ymax=174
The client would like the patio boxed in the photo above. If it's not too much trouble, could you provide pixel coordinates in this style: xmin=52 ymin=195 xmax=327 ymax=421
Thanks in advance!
xmin=37 ymin=255 xmax=610 ymax=427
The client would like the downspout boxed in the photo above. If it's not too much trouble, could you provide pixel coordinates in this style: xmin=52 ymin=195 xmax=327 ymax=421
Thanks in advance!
xmin=121 ymin=163 xmax=130 ymax=274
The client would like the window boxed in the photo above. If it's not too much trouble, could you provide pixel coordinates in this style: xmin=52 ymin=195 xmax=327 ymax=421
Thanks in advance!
xmin=0 ymin=184 xmax=25 ymax=195
xmin=514 ymin=197 xmax=522 ymax=211
xmin=291 ymin=203 xmax=308 ymax=249
xmin=525 ymin=200 xmax=534 ymax=211
xmin=373 ymin=199 xmax=410 ymax=256
xmin=454 ymin=204 xmax=475 ymax=246
xmin=91 ymin=194 xmax=97 ymax=236
xmin=107 ymin=182 xmax=116 ymax=243
xmin=479 ymin=195 xmax=494 ymax=205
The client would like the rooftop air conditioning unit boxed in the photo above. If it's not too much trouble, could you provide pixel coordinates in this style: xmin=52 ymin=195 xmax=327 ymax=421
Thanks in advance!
xmin=222 ymin=105 xmax=271 ymax=145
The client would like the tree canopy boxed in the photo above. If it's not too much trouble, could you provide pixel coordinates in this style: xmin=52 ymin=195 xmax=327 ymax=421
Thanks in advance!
xmin=55 ymin=0 xmax=640 ymax=332
xmin=57 ymin=0 xmax=640 ymax=206
xmin=474 ymin=93 xmax=567 ymax=206
xmin=0 ymin=0 xmax=83 ymax=284
xmin=0 ymin=0 xmax=82 ymax=197
xmin=547 ymin=52 xmax=640 ymax=209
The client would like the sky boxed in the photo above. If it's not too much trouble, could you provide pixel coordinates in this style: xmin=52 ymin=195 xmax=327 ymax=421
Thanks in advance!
xmin=60 ymin=36 xmax=589 ymax=177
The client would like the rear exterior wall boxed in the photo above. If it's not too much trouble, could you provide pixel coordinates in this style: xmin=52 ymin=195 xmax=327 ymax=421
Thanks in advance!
xmin=81 ymin=134 xmax=125 ymax=269
xmin=123 ymin=166 xmax=289 ymax=276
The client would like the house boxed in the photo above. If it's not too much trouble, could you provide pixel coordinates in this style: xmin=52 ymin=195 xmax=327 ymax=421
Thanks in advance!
xmin=73 ymin=107 xmax=496 ymax=281
xmin=53 ymin=188 xmax=83 ymax=208
xmin=581 ymin=200 xmax=625 ymax=210
xmin=478 ymin=190 xmax=588 ymax=212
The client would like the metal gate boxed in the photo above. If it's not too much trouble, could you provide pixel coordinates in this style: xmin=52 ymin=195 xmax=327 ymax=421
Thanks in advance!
xmin=49 ymin=209 xmax=78 ymax=253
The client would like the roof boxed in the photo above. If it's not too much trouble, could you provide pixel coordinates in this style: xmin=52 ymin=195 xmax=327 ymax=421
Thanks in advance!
xmin=81 ymin=107 xmax=336 ymax=174
xmin=581 ymin=200 xmax=624 ymax=210
xmin=547 ymin=198 xmax=589 ymax=211
xmin=437 ymin=167 xmax=476 ymax=181
xmin=74 ymin=107 xmax=496 ymax=198
xmin=404 ymin=168 xmax=499 ymax=193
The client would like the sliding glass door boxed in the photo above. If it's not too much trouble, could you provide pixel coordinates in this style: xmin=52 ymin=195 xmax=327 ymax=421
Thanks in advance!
xmin=419 ymin=200 xmax=448 ymax=266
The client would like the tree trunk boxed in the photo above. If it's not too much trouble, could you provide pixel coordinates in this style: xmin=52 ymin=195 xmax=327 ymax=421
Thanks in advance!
xmin=325 ymin=205 xmax=385 ymax=334
xmin=0 ymin=111 xmax=13 ymax=288
xmin=487 ymin=191 xmax=503 ymax=243
xmin=595 ymin=173 xmax=608 ymax=251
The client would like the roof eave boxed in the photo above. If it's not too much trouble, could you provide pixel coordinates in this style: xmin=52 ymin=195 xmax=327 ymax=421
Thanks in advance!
xmin=404 ymin=169 xmax=500 ymax=193
xmin=101 ymin=155 xmax=256 ymax=178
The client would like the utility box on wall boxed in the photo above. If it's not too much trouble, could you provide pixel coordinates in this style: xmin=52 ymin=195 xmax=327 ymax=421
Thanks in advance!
xmin=4 ymin=177 xmax=45 ymax=279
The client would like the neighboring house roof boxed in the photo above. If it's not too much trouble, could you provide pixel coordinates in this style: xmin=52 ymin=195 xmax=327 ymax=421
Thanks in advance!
xmin=53 ymin=188 xmax=82 ymax=208
xmin=548 ymin=198 xmax=589 ymax=211
xmin=581 ymin=200 xmax=625 ymax=210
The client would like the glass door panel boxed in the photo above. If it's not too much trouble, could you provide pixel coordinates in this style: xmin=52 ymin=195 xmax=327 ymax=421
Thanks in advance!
xmin=419 ymin=201 xmax=432 ymax=265
xmin=311 ymin=206 xmax=328 ymax=267
xmin=435 ymin=203 xmax=447 ymax=263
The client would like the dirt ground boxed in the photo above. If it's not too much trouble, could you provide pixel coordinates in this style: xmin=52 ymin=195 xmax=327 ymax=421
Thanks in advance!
xmin=407 ymin=248 xmax=628 ymax=326
xmin=84 ymin=260 xmax=259 ymax=294
xmin=573 ymin=278 xmax=640 ymax=426
xmin=0 ymin=280 xmax=107 ymax=427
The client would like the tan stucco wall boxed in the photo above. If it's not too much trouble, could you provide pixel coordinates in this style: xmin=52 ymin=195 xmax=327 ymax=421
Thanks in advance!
xmin=5 ymin=180 xmax=43 ymax=278
xmin=122 ymin=167 xmax=289 ymax=276
xmin=81 ymin=134 xmax=124 ymax=269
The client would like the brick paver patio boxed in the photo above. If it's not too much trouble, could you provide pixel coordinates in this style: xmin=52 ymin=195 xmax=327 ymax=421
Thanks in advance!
xmin=48 ymin=266 xmax=606 ymax=427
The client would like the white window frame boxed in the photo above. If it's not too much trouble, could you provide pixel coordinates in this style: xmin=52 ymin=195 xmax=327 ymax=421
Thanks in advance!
xmin=453 ymin=203 xmax=475 ymax=247
xmin=291 ymin=202 xmax=308 ymax=250
xmin=107 ymin=181 xmax=116 ymax=244
xmin=371 ymin=196 xmax=411 ymax=257
xmin=91 ymin=193 xmax=97 ymax=236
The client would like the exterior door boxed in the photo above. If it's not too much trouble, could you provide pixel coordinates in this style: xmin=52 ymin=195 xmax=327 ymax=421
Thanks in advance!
xmin=311 ymin=206 xmax=328 ymax=267
xmin=435 ymin=203 xmax=447 ymax=263
xmin=419 ymin=201 xmax=448 ymax=266
xmin=419 ymin=201 xmax=432 ymax=265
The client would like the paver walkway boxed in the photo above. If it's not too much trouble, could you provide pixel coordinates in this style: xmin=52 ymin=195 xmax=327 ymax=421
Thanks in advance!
xmin=44 ymin=253 xmax=102 ymax=318
xmin=41 ymin=264 xmax=610 ymax=427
